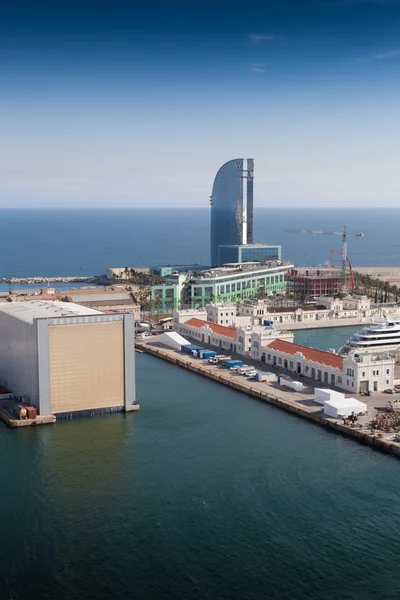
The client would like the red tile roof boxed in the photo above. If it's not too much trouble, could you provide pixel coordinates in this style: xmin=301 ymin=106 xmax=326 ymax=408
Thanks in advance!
xmin=185 ymin=318 xmax=236 ymax=339
xmin=266 ymin=339 xmax=344 ymax=369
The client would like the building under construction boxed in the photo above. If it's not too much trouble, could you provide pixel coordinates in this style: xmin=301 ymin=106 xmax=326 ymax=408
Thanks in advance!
xmin=287 ymin=267 xmax=353 ymax=298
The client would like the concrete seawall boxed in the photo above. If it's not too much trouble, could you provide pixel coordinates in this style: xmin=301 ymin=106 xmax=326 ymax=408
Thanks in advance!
xmin=137 ymin=341 xmax=400 ymax=460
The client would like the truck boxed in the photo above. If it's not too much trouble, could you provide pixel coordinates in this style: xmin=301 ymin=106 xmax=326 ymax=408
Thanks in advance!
xmin=278 ymin=375 xmax=303 ymax=392
xmin=238 ymin=366 xmax=253 ymax=375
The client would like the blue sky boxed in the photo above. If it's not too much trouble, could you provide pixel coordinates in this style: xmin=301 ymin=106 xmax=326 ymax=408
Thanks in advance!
xmin=1 ymin=0 xmax=400 ymax=208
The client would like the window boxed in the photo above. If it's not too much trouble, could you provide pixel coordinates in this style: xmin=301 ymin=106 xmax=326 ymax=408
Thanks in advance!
xmin=232 ymin=283 xmax=236 ymax=292
xmin=373 ymin=370 xmax=375 ymax=376
xmin=154 ymin=289 xmax=163 ymax=298
xmin=252 ymin=280 xmax=256 ymax=287
xmin=247 ymin=281 xmax=251 ymax=288
xmin=387 ymin=380 xmax=390 ymax=384
xmin=226 ymin=285 xmax=230 ymax=293
xmin=278 ymin=357 xmax=282 ymax=365
xmin=194 ymin=287 xmax=202 ymax=297
xmin=268 ymin=354 xmax=271 ymax=360
xmin=362 ymin=371 xmax=365 ymax=377
xmin=204 ymin=287 xmax=213 ymax=297
xmin=220 ymin=285 xmax=225 ymax=294
xmin=376 ymin=370 xmax=379 ymax=376
xmin=237 ymin=282 xmax=241 ymax=291
xmin=266 ymin=277 xmax=270 ymax=285
xmin=290 ymin=361 xmax=293 ymax=369
xmin=387 ymin=369 xmax=390 ymax=375
xmin=338 ymin=376 xmax=342 ymax=384
xmin=280 ymin=275 xmax=284 ymax=282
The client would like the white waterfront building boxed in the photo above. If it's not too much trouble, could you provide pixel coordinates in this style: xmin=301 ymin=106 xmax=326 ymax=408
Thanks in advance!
xmin=262 ymin=339 xmax=394 ymax=394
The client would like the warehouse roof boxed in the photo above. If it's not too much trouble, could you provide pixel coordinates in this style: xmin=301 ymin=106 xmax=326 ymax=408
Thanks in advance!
xmin=0 ymin=301 xmax=102 ymax=324
xmin=185 ymin=317 xmax=236 ymax=339
xmin=66 ymin=292 xmax=132 ymax=303
xmin=266 ymin=339 xmax=344 ymax=369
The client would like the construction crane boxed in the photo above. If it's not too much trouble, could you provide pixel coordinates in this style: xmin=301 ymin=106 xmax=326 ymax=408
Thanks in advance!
xmin=285 ymin=226 xmax=364 ymax=292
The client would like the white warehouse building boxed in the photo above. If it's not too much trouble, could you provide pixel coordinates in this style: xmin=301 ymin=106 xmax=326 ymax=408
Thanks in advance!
xmin=0 ymin=301 xmax=136 ymax=417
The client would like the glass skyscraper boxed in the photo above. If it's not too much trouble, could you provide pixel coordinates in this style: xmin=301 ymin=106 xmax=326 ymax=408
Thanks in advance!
xmin=210 ymin=158 xmax=254 ymax=267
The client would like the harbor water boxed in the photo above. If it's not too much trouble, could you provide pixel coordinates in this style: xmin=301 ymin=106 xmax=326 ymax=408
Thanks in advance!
xmin=2 ymin=344 xmax=400 ymax=600
xmin=1 ymin=208 xmax=400 ymax=599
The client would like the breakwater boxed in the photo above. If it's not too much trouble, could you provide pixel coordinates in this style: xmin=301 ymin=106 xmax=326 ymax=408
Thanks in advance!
xmin=137 ymin=340 xmax=400 ymax=460
xmin=1 ymin=276 xmax=97 ymax=285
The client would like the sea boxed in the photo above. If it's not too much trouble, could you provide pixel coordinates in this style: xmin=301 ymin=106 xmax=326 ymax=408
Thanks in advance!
xmin=1 ymin=208 xmax=400 ymax=600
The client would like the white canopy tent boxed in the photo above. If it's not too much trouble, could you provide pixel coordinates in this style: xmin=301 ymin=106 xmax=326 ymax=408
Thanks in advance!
xmin=324 ymin=398 xmax=368 ymax=419
xmin=314 ymin=388 xmax=345 ymax=406
xmin=155 ymin=331 xmax=190 ymax=351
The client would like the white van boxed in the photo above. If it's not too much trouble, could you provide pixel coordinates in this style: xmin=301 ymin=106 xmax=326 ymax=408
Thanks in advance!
xmin=245 ymin=370 xmax=257 ymax=379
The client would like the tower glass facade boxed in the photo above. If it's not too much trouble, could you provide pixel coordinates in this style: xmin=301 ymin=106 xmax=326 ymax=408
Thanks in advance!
xmin=210 ymin=158 xmax=254 ymax=267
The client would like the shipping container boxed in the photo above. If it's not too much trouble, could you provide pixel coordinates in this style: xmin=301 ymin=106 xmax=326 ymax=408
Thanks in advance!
xmin=222 ymin=359 xmax=243 ymax=368
xmin=25 ymin=406 xmax=37 ymax=419
xmin=263 ymin=320 xmax=274 ymax=326
xmin=181 ymin=344 xmax=202 ymax=354
xmin=256 ymin=372 xmax=277 ymax=383
xmin=200 ymin=351 xmax=217 ymax=359
xmin=194 ymin=347 xmax=206 ymax=357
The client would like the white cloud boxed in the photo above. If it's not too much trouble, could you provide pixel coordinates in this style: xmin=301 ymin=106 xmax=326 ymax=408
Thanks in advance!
xmin=356 ymin=48 xmax=400 ymax=61
xmin=249 ymin=34 xmax=279 ymax=43
xmin=251 ymin=64 xmax=266 ymax=73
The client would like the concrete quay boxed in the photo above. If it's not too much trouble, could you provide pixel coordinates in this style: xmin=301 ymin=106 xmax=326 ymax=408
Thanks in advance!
xmin=275 ymin=316 xmax=372 ymax=331
xmin=0 ymin=399 xmax=56 ymax=427
xmin=137 ymin=339 xmax=400 ymax=460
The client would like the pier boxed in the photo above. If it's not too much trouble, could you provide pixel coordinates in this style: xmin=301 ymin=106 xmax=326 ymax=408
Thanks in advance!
xmin=137 ymin=338 xmax=400 ymax=460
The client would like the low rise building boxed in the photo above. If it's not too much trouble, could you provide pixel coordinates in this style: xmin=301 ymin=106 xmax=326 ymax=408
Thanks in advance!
xmin=151 ymin=273 xmax=189 ymax=311
xmin=62 ymin=289 xmax=141 ymax=324
xmin=0 ymin=301 xmax=135 ymax=417
xmin=237 ymin=295 xmax=383 ymax=326
xmin=238 ymin=300 xmax=330 ymax=325
xmin=187 ymin=261 xmax=292 ymax=307
xmin=176 ymin=316 xmax=293 ymax=357
xmin=261 ymin=339 xmax=394 ymax=393
xmin=152 ymin=261 xmax=293 ymax=311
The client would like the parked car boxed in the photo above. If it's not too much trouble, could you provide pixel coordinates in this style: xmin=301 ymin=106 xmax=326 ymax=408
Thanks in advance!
xmin=384 ymin=388 xmax=395 ymax=394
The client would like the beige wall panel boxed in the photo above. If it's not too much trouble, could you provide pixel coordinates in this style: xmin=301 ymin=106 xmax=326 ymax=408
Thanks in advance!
xmin=49 ymin=321 xmax=124 ymax=413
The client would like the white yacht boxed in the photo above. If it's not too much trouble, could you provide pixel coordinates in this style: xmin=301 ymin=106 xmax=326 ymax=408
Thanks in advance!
xmin=339 ymin=319 xmax=400 ymax=355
